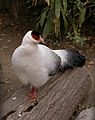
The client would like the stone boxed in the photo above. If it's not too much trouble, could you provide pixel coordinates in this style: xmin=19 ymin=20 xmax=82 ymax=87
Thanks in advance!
xmin=75 ymin=107 xmax=95 ymax=120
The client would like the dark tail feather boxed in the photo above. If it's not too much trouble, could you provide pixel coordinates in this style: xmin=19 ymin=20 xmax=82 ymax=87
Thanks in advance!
xmin=61 ymin=50 xmax=86 ymax=71
xmin=68 ymin=50 xmax=86 ymax=68
xmin=75 ymin=54 xmax=86 ymax=67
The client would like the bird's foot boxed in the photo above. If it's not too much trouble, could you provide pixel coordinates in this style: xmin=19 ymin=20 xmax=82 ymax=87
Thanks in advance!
xmin=27 ymin=88 xmax=38 ymax=102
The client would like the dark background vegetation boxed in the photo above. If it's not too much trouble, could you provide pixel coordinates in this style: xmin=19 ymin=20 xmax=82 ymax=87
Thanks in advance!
xmin=0 ymin=0 xmax=95 ymax=45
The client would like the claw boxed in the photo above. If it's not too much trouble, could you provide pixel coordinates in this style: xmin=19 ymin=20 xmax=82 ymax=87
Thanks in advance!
xmin=27 ymin=88 xmax=38 ymax=101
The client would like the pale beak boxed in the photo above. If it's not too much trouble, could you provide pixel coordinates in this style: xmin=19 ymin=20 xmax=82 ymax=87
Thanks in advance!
xmin=39 ymin=37 xmax=45 ymax=44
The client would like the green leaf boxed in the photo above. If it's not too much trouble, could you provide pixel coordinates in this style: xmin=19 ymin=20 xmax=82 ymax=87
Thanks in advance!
xmin=60 ymin=5 xmax=68 ymax=33
xmin=72 ymin=21 xmax=78 ymax=35
xmin=50 ymin=0 xmax=54 ymax=7
xmin=42 ymin=20 xmax=50 ymax=39
xmin=42 ymin=10 xmax=53 ymax=39
xmin=73 ymin=35 xmax=87 ymax=47
xmin=35 ymin=21 xmax=40 ymax=30
xmin=55 ymin=0 xmax=60 ymax=18
xmin=79 ymin=8 xmax=86 ymax=28
xmin=62 ymin=0 xmax=67 ymax=11
xmin=40 ymin=7 xmax=49 ymax=27
xmin=54 ymin=18 xmax=60 ymax=37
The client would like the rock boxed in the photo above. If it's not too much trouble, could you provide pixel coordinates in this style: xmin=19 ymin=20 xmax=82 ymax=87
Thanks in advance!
xmin=75 ymin=107 xmax=95 ymax=120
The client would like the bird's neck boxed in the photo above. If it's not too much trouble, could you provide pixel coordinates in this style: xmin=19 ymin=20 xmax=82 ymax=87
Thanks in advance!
xmin=22 ymin=42 xmax=39 ymax=51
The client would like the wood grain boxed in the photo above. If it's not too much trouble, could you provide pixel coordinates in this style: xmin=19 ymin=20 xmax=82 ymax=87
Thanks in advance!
xmin=0 ymin=68 xmax=91 ymax=120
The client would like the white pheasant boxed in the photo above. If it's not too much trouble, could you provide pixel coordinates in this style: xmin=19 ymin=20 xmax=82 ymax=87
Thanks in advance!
xmin=12 ymin=31 xmax=86 ymax=101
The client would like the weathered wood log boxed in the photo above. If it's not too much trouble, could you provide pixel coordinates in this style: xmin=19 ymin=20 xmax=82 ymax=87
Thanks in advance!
xmin=0 ymin=68 xmax=91 ymax=120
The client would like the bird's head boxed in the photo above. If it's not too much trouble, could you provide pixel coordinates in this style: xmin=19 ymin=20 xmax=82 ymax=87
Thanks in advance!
xmin=22 ymin=30 xmax=45 ymax=45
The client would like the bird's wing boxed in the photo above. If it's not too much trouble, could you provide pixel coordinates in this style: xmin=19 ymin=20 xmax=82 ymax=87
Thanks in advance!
xmin=47 ymin=50 xmax=61 ymax=76
xmin=38 ymin=45 xmax=61 ymax=76
xmin=52 ymin=49 xmax=86 ymax=71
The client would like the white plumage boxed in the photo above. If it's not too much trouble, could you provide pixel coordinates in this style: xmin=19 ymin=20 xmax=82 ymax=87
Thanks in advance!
xmin=12 ymin=30 xmax=86 ymax=89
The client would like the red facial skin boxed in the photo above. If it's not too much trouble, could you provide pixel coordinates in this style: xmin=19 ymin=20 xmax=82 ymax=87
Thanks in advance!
xmin=32 ymin=35 xmax=40 ymax=40
xmin=32 ymin=35 xmax=45 ymax=44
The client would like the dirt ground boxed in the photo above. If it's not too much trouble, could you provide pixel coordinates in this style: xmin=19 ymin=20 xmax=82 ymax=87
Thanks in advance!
xmin=0 ymin=21 xmax=95 ymax=118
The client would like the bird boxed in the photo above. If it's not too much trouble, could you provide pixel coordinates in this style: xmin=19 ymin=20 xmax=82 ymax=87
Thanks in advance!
xmin=12 ymin=30 xmax=86 ymax=101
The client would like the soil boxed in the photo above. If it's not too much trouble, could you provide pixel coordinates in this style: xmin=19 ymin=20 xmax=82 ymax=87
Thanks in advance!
xmin=0 ymin=16 xmax=95 ymax=119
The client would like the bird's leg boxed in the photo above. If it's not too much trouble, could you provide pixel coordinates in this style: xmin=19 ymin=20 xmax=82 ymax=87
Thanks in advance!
xmin=27 ymin=88 xmax=37 ymax=101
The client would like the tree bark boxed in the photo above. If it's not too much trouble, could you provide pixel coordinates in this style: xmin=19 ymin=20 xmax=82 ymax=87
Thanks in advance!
xmin=0 ymin=68 xmax=91 ymax=120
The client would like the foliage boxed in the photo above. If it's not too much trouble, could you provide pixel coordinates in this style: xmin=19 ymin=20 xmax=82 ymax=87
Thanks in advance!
xmin=26 ymin=0 xmax=95 ymax=46
xmin=91 ymin=0 xmax=95 ymax=19
xmin=25 ymin=0 xmax=45 ymax=8
xmin=35 ymin=0 xmax=68 ymax=38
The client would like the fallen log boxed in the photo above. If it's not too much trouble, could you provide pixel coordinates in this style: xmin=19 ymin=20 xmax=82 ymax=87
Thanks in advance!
xmin=0 ymin=67 xmax=91 ymax=120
